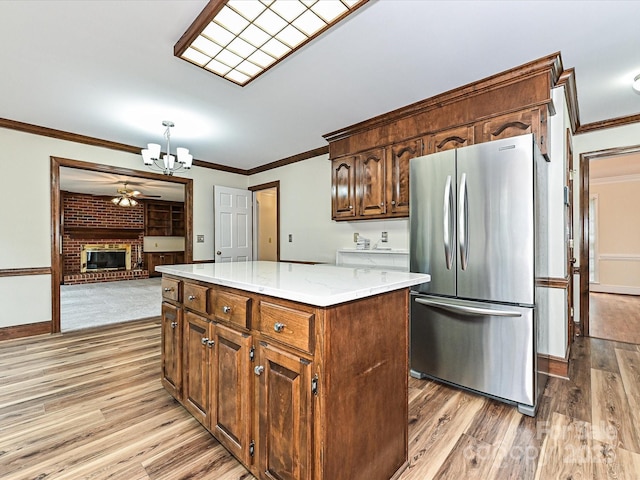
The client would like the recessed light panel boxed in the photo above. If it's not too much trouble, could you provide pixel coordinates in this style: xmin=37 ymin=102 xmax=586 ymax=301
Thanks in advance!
xmin=175 ymin=0 xmax=369 ymax=86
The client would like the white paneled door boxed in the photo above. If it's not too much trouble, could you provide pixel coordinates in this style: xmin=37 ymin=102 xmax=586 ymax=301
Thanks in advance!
xmin=214 ymin=186 xmax=253 ymax=262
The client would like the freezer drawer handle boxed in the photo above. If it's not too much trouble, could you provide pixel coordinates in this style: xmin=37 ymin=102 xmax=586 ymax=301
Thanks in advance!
xmin=415 ymin=297 xmax=522 ymax=317
xmin=443 ymin=175 xmax=454 ymax=270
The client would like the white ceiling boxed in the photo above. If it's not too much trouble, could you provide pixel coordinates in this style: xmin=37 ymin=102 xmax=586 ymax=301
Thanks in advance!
xmin=1 ymin=0 xmax=640 ymax=174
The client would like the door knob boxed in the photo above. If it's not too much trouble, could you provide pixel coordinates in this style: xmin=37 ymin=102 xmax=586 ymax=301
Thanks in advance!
xmin=216 ymin=251 xmax=222 ymax=255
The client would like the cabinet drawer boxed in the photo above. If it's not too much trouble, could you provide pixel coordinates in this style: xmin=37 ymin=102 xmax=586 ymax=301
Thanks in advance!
xmin=183 ymin=283 xmax=209 ymax=314
xmin=210 ymin=290 xmax=251 ymax=328
xmin=161 ymin=278 xmax=181 ymax=302
xmin=258 ymin=302 xmax=314 ymax=353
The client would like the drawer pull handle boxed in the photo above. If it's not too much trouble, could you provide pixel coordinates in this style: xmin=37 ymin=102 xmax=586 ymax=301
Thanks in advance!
xmin=188 ymin=295 xmax=196 ymax=301
xmin=170 ymin=321 xmax=178 ymax=329
xmin=201 ymin=337 xmax=209 ymax=345
xmin=274 ymin=322 xmax=286 ymax=333
xmin=254 ymin=365 xmax=264 ymax=376
xmin=223 ymin=306 xmax=232 ymax=314
xmin=163 ymin=287 xmax=174 ymax=292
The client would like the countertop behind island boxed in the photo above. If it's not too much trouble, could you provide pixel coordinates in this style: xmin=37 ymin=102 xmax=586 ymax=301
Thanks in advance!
xmin=156 ymin=261 xmax=429 ymax=307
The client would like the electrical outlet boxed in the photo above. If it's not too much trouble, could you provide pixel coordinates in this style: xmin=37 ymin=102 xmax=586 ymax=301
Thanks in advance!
xmin=381 ymin=231 xmax=388 ymax=242
xmin=288 ymin=234 xmax=293 ymax=242
xmin=353 ymin=232 xmax=359 ymax=242
xmin=196 ymin=235 xmax=205 ymax=243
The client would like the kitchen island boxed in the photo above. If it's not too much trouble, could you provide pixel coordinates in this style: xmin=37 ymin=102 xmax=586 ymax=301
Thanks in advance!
xmin=157 ymin=261 xmax=429 ymax=480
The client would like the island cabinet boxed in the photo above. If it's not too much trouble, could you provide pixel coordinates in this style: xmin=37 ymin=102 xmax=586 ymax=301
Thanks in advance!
xmin=160 ymin=274 xmax=411 ymax=480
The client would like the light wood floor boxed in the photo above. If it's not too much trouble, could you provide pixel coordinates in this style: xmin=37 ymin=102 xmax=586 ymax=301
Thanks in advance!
xmin=590 ymin=292 xmax=640 ymax=345
xmin=2 ymin=319 xmax=640 ymax=479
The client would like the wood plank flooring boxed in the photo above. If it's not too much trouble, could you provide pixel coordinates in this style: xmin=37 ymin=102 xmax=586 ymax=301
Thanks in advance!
xmin=1 ymin=319 xmax=640 ymax=479
xmin=590 ymin=292 xmax=640 ymax=344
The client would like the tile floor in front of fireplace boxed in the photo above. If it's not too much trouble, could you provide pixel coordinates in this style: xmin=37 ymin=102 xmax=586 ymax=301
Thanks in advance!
xmin=60 ymin=277 xmax=162 ymax=332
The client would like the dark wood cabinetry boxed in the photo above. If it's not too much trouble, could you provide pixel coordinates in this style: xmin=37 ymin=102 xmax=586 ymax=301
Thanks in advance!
xmin=425 ymin=124 xmax=475 ymax=154
xmin=161 ymin=274 xmax=410 ymax=480
xmin=331 ymin=155 xmax=357 ymax=220
xmin=161 ymin=301 xmax=182 ymax=399
xmin=326 ymin=53 xmax=561 ymax=221
xmin=145 ymin=201 xmax=185 ymax=236
xmin=387 ymin=139 xmax=422 ymax=216
xmin=146 ymin=252 xmax=185 ymax=277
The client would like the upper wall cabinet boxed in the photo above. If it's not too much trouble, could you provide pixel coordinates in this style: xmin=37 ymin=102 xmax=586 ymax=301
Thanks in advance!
xmin=325 ymin=53 xmax=562 ymax=221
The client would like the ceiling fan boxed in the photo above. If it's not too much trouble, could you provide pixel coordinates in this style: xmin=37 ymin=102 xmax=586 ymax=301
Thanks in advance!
xmin=111 ymin=182 xmax=160 ymax=206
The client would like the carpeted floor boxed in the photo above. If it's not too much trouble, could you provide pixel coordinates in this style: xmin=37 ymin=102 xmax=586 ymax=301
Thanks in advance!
xmin=60 ymin=277 xmax=162 ymax=332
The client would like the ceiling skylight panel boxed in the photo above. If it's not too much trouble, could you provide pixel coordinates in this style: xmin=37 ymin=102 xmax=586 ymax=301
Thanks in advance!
xmin=227 ymin=0 xmax=266 ymax=21
xmin=240 ymin=24 xmax=271 ymax=48
xmin=270 ymin=0 xmax=306 ymax=22
xmin=183 ymin=47 xmax=211 ymax=66
xmin=261 ymin=38 xmax=290 ymax=59
xmin=175 ymin=0 xmax=370 ymax=86
xmin=236 ymin=60 xmax=262 ymax=77
xmin=216 ymin=48 xmax=243 ymax=68
xmin=292 ymin=10 xmax=325 ymax=36
xmin=215 ymin=6 xmax=250 ymax=34
xmin=227 ymin=37 xmax=257 ymax=58
xmin=205 ymin=58 xmax=232 ymax=75
xmin=254 ymin=8 xmax=287 ymax=36
xmin=248 ymin=49 xmax=276 ymax=68
xmin=192 ymin=35 xmax=223 ymax=58
xmin=276 ymin=25 xmax=306 ymax=49
xmin=202 ymin=22 xmax=235 ymax=46
xmin=311 ymin=1 xmax=348 ymax=23
xmin=225 ymin=69 xmax=250 ymax=85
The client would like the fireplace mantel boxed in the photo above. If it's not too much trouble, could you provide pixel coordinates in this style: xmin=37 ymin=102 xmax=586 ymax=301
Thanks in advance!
xmin=64 ymin=227 xmax=143 ymax=239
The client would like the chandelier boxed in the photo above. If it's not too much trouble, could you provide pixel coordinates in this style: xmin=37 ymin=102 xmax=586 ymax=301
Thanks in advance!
xmin=141 ymin=120 xmax=193 ymax=175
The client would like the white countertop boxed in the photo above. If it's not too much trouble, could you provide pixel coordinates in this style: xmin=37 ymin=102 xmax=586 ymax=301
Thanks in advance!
xmin=157 ymin=261 xmax=429 ymax=307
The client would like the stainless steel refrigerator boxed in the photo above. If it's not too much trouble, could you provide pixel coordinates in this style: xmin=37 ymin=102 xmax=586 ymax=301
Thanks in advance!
xmin=409 ymin=133 xmax=548 ymax=416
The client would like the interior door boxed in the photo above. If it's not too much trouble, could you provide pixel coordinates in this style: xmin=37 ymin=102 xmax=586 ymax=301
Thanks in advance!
xmin=214 ymin=185 xmax=252 ymax=262
xmin=409 ymin=149 xmax=457 ymax=295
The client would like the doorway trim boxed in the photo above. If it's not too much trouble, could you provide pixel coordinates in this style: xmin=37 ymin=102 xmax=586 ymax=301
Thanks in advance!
xmin=249 ymin=181 xmax=280 ymax=262
xmin=51 ymin=156 xmax=194 ymax=333
xmin=578 ymin=143 xmax=640 ymax=337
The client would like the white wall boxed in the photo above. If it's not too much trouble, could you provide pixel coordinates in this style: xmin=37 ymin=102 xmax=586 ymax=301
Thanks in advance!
xmin=0 ymin=127 xmax=247 ymax=328
xmin=248 ymin=154 xmax=409 ymax=264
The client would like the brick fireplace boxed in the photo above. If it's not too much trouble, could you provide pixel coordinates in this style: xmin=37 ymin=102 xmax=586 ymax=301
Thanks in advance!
xmin=62 ymin=191 xmax=149 ymax=284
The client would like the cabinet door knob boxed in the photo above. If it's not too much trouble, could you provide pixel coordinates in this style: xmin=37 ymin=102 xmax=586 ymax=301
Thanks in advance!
xmin=164 ymin=287 xmax=174 ymax=292
xmin=254 ymin=365 xmax=264 ymax=376
xmin=391 ymin=200 xmax=396 ymax=205
xmin=188 ymin=295 xmax=196 ymax=301
xmin=170 ymin=321 xmax=178 ymax=329
xmin=223 ymin=306 xmax=232 ymax=314
xmin=201 ymin=337 xmax=209 ymax=345
xmin=348 ymin=205 xmax=353 ymax=210
xmin=207 ymin=340 xmax=215 ymax=348
xmin=274 ymin=322 xmax=286 ymax=333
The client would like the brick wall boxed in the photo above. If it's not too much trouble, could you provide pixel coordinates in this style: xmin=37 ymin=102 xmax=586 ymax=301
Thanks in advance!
xmin=62 ymin=192 xmax=146 ymax=283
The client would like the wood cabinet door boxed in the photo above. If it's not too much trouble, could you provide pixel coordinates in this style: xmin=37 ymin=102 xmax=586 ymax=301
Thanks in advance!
xmin=357 ymin=148 xmax=386 ymax=217
xmin=425 ymin=125 xmax=475 ymax=154
xmin=210 ymin=323 xmax=252 ymax=464
xmin=387 ymin=140 xmax=422 ymax=216
xmin=161 ymin=302 xmax=182 ymax=399
xmin=182 ymin=311 xmax=211 ymax=425
xmin=481 ymin=108 xmax=547 ymax=157
xmin=256 ymin=342 xmax=312 ymax=480
xmin=331 ymin=156 xmax=357 ymax=220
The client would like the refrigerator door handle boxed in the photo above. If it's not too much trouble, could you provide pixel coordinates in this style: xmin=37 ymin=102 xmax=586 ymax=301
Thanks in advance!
xmin=415 ymin=297 xmax=523 ymax=317
xmin=459 ymin=173 xmax=469 ymax=270
xmin=443 ymin=175 xmax=454 ymax=270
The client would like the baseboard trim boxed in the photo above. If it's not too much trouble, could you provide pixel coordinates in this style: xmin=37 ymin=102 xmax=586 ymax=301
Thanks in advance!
xmin=539 ymin=351 xmax=569 ymax=379
xmin=0 ymin=321 xmax=51 ymax=341
xmin=590 ymin=284 xmax=640 ymax=295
